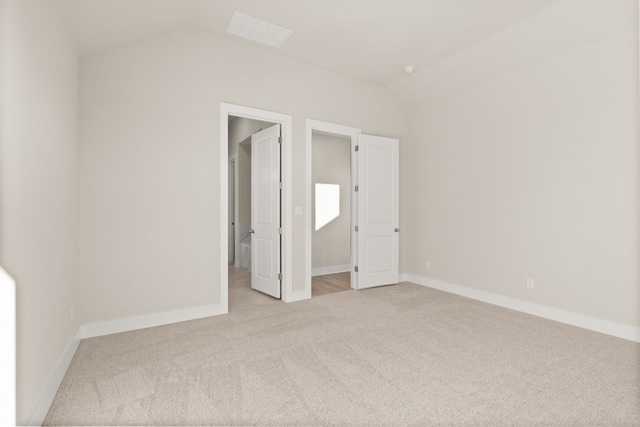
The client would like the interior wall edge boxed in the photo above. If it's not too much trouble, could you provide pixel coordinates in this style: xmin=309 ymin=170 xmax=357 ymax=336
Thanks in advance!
xmin=311 ymin=264 xmax=351 ymax=277
xmin=26 ymin=327 xmax=81 ymax=427
xmin=27 ymin=300 xmax=229 ymax=425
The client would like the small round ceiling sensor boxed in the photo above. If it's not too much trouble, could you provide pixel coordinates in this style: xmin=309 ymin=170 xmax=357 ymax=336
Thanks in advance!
xmin=404 ymin=65 xmax=415 ymax=74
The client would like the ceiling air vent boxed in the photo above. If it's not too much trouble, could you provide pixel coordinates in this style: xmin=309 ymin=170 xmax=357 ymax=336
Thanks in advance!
xmin=226 ymin=12 xmax=292 ymax=48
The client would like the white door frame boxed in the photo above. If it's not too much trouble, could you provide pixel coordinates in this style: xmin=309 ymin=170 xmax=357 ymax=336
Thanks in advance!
xmin=228 ymin=155 xmax=236 ymax=265
xmin=305 ymin=119 xmax=362 ymax=297
xmin=220 ymin=103 xmax=293 ymax=310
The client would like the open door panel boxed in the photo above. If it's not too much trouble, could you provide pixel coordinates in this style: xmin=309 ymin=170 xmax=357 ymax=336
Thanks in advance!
xmin=251 ymin=124 xmax=281 ymax=298
xmin=356 ymin=134 xmax=399 ymax=289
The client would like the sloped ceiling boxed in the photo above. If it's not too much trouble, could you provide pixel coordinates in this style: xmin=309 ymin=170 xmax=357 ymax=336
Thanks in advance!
xmin=389 ymin=0 xmax=638 ymax=108
xmin=59 ymin=0 xmax=636 ymax=107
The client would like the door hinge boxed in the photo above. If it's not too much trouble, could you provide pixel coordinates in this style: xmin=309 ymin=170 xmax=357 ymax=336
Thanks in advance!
xmin=354 ymin=266 xmax=358 ymax=272
xmin=278 ymin=227 xmax=283 ymax=235
xmin=279 ymin=182 xmax=282 ymax=190
xmin=355 ymin=225 xmax=358 ymax=232
xmin=278 ymin=273 xmax=282 ymax=281
xmin=355 ymin=145 xmax=359 ymax=152
xmin=278 ymin=136 xmax=282 ymax=144
xmin=355 ymin=185 xmax=359 ymax=192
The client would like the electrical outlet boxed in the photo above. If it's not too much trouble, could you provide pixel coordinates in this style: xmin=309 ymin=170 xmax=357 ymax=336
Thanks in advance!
xmin=426 ymin=260 xmax=431 ymax=269
xmin=526 ymin=278 xmax=535 ymax=289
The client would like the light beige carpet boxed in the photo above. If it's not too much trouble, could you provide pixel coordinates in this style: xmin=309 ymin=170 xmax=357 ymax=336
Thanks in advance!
xmin=44 ymin=281 xmax=640 ymax=426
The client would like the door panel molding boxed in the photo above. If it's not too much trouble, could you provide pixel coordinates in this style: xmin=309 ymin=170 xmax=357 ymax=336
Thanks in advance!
xmin=251 ymin=124 xmax=281 ymax=298
xmin=219 ymin=103 xmax=292 ymax=310
xmin=357 ymin=134 xmax=399 ymax=289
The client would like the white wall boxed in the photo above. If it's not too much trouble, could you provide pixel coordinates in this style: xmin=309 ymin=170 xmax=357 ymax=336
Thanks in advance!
xmin=312 ymin=133 xmax=351 ymax=272
xmin=0 ymin=0 xmax=79 ymax=424
xmin=79 ymin=29 xmax=405 ymax=325
xmin=401 ymin=25 xmax=639 ymax=328
xmin=228 ymin=117 xmax=271 ymax=158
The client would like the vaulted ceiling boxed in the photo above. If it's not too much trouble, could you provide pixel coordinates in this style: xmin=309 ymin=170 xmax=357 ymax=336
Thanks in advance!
xmin=59 ymin=0 xmax=636 ymax=106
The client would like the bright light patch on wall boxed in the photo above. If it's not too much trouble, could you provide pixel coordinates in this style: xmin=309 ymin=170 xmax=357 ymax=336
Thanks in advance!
xmin=226 ymin=12 xmax=292 ymax=48
xmin=315 ymin=183 xmax=340 ymax=231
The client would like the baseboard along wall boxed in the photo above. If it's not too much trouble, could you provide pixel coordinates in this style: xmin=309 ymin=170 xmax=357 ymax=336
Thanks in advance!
xmin=28 ymin=302 xmax=227 ymax=426
xmin=29 ymin=274 xmax=640 ymax=425
xmin=401 ymin=273 xmax=640 ymax=344
xmin=311 ymin=264 xmax=351 ymax=277
xmin=27 ymin=328 xmax=81 ymax=427
xmin=80 ymin=303 xmax=227 ymax=339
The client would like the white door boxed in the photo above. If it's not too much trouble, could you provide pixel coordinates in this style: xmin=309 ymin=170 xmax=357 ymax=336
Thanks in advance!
xmin=251 ymin=124 xmax=281 ymax=298
xmin=356 ymin=134 xmax=399 ymax=289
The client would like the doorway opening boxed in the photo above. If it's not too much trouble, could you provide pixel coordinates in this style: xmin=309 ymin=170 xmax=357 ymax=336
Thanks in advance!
xmin=220 ymin=103 xmax=294 ymax=313
xmin=311 ymin=131 xmax=353 ymax=297
xmin=305 ymin=120 xmax=361 ymax=297
xmin=227 ymin=116 xmax=281 ymax=310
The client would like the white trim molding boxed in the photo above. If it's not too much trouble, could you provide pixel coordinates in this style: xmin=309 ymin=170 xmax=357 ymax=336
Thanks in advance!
xmin=29 ymin=302 xmax=225 ymax=425
xmin=80 ymin=303 xmax=226 ymax=340
xmin=311 ymin=264 xmax=351 ymax=277
xmin=401 ymin=273 xmax=640 ymax=343
xmin=27 ymin=328 xmax=81 ymax=427
xmin=220 ymin=103 xmax=293 ymax=304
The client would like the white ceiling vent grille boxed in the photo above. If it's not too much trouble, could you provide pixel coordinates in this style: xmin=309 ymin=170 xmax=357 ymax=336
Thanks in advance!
xmin=226 ymin=12 xmax=292 ymax=48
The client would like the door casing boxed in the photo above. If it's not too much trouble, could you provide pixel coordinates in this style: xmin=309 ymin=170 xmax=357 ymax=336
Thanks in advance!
xmin=305 ymin=120 xmax=362 ymax=297
xmin=220 ymin=103 xmax=293 ymax=311
xmin=228 ymin=155 xmax=236 ymax=265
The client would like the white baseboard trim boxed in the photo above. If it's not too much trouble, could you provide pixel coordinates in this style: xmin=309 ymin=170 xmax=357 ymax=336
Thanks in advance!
xmin=80 ymin=302 xmax=227 ymax=340
xmin=401 ymin=273 xmax=640 ymax=343
xmin=27 ymin=327 xmax=81 ymax=427
xmin=312 ymin=264 xmax=351 ymax=277
xmin=27 ymin=303 xmax=228 ymax=425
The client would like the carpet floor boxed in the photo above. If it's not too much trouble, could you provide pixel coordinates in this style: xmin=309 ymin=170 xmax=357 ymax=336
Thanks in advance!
xmin=44 ymin=281 xmax=640 ymax=426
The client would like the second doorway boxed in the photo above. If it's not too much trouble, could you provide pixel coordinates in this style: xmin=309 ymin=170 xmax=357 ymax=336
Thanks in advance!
xmin=311 ymin=130 xmax=353 ymax=297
